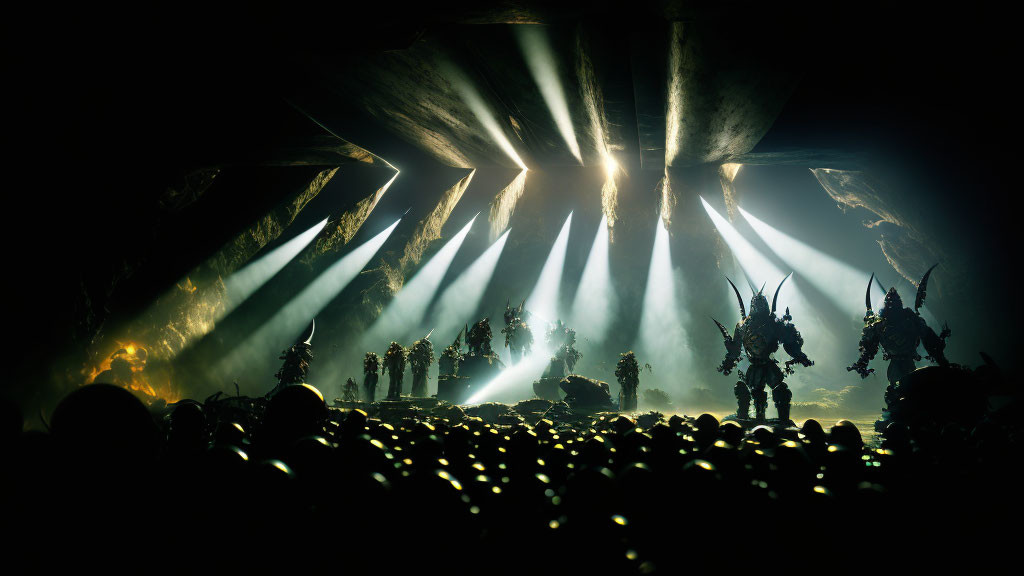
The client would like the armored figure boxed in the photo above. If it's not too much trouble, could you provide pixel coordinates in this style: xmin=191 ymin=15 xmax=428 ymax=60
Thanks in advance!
xmin=363 ymin=352 xmax=380 ymax=402
xmin=546 ymin=320 xmax=581 ymax=377
xmin=467 ymin=319 xmax=494 ymax=357
xmin=382 ymin=342 xmax=408 ymax=400
xmin=713 ymin=276 xmax=813 ymax=422
xmin=502 ymin=299 xmax=534 ymax=365
xmin=439 ymin=329 xmax=465 ymax=378
xmin=269 ymin=320 xmax=315 ymax=398
xmin=342 ymin=378 xmax=359 ymax=402
xmin=409 ymin=332 xmax=435 ymax=397
xmin=615 ymin=351 xmax=640 ymax=412
xmin=848 ymin=266 xmax=950 ymax=405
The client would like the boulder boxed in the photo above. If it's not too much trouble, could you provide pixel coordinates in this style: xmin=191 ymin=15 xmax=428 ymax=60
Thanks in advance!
xmin=559 ymin=376 xmax=615 ymax=410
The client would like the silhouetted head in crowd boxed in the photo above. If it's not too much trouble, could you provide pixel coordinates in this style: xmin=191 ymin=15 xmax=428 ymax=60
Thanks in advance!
xmin=50 ymin=383 xmax=161 ymax=472
xmin=262 ymin=383 xmax=328 ymax=448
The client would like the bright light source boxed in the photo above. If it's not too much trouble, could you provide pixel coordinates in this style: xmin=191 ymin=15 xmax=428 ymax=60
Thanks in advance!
xmin=223 ymin=217 xmax=328 ymax=315
xmin=215 ymin=218 xmax=402 ymax=381
xmin=362 ymin=214 xmax=478 ymax=347
xmin=449 ymin=67 xmax=528 ymax=171
xmin=604 ymin=154 xmax=618 ymax=180
xmin=570 ymin=215 xmax=614 ymax=343
xmin=517 ymin=26 xmax=582 ymax=164
xmin=427 ymin=229 xmax=511 ymax=343
xmin=636 ymin=216 xmax=689 ymax=392
xmin=526 ymin=212 xmax=573 ymax=325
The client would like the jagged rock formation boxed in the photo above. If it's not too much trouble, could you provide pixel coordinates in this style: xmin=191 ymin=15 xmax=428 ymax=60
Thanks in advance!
xmin=128 ymin=167 xmax=339 ymax=361
xmin=811 ymin=168 xmax=947 ymax=291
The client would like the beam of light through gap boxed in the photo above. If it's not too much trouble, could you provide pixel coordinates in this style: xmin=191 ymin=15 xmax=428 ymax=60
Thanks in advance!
xmin=222 ymin=218 xmax=329 ymax=314
xmin=428 ymin=229 xmax=511 ymax=343
xmin=517 ymin=26 xmax=582 ymax=164
xmin=449 ymin=68 xmax=528 ymax=171
xmin=739 ymin=206 xmax=887 ymax=320
xmin=570 ymin=214 xmax=614 ymax=343
xmin=636 ymin=216 xmax=689 ymax=392
xmin=362 ymin=214 xmax=478 ymax=347
xmin=526 ymin=212 xmax=573 ymax=325
xmin=215 ymin=218 xmax=402 ymax=381
xmin=466 ymin=343 xmax=553 ymax=405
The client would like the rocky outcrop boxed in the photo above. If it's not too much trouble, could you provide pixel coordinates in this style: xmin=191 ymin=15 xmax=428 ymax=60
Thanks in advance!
xmin=810 ymin=168 xmax=946 ymax=289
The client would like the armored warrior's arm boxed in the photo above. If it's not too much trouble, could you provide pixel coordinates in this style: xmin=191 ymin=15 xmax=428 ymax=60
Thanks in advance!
xmin=847 ymin=319 xmax=881 ymax=378
xmin=713 ymin=320 xmax=743 ymax=375
xmin=920 ymin=319 xmax=951 ymax=367
xmin=780 ymin=322 xmax=814 ymax=375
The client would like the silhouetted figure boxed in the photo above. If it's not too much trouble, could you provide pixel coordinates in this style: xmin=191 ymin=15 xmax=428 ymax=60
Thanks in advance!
xmin=546 ymin=319 xmax=581 ymax=376
xmin=713 ymin=275 xmax=813 ymax=422
xmin=439 ymin=330 xmax=464 ymax=378
xmin=467 ymin=318 xmax=494 ymax=357
xmin=269 ymin=319 xmax=315 ymax=398
xmin=616 ymin=351 xmax=640 ymax=411
xmin=502 ymin=298 xmax=533 ymax=365
xmin=51 ymin=384 xmax=162 ymax=469
xmin=262 ymin=383 xmax=327 ymax=448
xmin=849 ymin=267 xmax=951 ymax=407
xmin=409 ymin=334 xmax=434 ymax=397
xmin=383 ymin=342 xmax=408 ymax=400
xmin=363 ymin=352 xmax=380 ymax=402
xmin=343 ymin=378 xmax=359 ymax=402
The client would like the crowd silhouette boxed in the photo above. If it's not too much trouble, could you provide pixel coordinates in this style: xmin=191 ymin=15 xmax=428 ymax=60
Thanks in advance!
xmin=1 ymin=363 xmax=1019 ymax=574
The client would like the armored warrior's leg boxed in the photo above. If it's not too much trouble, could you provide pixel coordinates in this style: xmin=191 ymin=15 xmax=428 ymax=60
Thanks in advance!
xmin=411 ymin=373 xmax=426 ymax=397
xmin=772 ymin=382 xmax=793 ymax=422
xmin=884 ymin=358 xmax=916 ymax=408
xmin=734 ymin=381 xmax=751 ymax=419
xmin=750 ymin=381 xmax=769 ymax=421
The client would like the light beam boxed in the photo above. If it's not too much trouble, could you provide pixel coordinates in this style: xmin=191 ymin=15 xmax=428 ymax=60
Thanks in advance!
xmin=739 ymin=206 xmax=886 ymax=320
xmin=517 ymin=26 xmax=582 ymax=164
xmin=428 ymin=229 xmax=511 ymax=342
xmin=637 ymin=216 xmax=689 ymax=392
xmin=466 ymin=344 xmax=552 ymax=405
xmin=362 ymin=214 xmax=478 ymax=346
xmin=449 ymin=67 xmax=528 ymax=170
xmin=222 ymin=218 xmax=329 ymax=314
xmin=570 ymin=215 xmax=614 ymax=343
xmin=526 ymin=212 xmax=573 ymax=324
xmin=215 ymin=218 xmax=402 ymax=382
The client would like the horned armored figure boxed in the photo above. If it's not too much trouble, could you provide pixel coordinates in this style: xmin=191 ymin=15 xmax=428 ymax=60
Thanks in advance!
xmin=713 ymin=275 xmax=813 ymax=422
xmin=268 ymin=319 xmax=315 ymax=398
xmin=848 ymin=265 xmax=951 ymax=405
xmin=502 ymin=298 xmax=534 ymax=365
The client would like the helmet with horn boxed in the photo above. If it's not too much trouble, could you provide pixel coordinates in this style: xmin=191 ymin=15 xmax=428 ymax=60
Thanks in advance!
xmin=864 ymin=273 xmax=876 ymax=313
xmin=915 ymin=263 xmax=938 ymax=313
xmin=771 ymin=272 xmax=792 ymax=315
xmin=726 ymin=277 xmax=746 ymax=319
xmin=882 ymin=286 xmax=902 ymax=315
xmin=298 ymin=319 xmax=315 ymax=346
xmin=749 ymin=283 xmax=770 ymax=318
